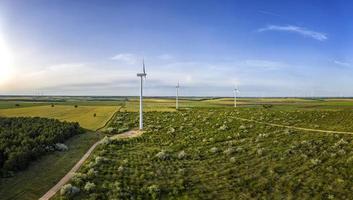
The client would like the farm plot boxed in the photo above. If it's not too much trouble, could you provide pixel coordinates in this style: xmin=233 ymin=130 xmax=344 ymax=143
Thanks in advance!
xmin=0 ymin=105 xmax=119 ymax=130
xmin=56 ymin=109 xmax=353 ymax=199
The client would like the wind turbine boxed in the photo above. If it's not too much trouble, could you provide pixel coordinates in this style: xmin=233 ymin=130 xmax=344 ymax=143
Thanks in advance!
xmin=137 ymin=59 xmax=147 ymax=130
xmin=176 ymin=81 xmax=180 ymax=110
xmin=233 ymin=87 xmax=239 ymax=108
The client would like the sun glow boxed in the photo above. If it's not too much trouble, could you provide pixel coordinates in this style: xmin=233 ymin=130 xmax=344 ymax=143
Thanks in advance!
xmin=0 ymin=30 xmax=14 ymax=85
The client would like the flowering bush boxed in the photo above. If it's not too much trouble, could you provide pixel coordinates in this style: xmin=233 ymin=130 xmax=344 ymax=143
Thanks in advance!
xmin=66 ymin=108 xmax=353 ymax=199
xmin=60 ymin=184 xmax=80 ymax=197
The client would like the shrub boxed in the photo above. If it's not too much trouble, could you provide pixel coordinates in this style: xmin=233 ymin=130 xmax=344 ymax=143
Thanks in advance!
xmin=148 ymin=184 xmax=160 ymax=199
xmin=156 ymin=150 xmax=169 ymax=160
xmin=310 ymin=158 xmax=321 ymax=166
xmin=223 ymin=147 xmax=234 ymax=155
xmin=257 ymin=148 xmax=265 ymax=156
xmin=239 ymin=125 xmax=246 ymax=130
xmin=210 ymin=147 xmax=219 ymax=154
xmin=87 ymin=168 xmax=98 ymax=177
xmin=101 ymin=136 xmax=112 ymax=145
xmin=60 ymin=184 xmax=80 ymax=197
xmin=262 ymin=104 xmax=273 ymax=109
xmin=84 ymin=182 xmax=96 ymax=192
xmin=178 ymin=150 xmax=186 ymax=159
xmin=105 ymin=127 xmax=114 ymax=134
xmin=55 ymin=143 xmax=69 ymax=151
xmin=219 ymin=124 xmax=228 ymax=131
xmin=71 ymin=173 xmax=86 ymax=185
xmin=118 ymin=166 xmax=124 ymax=172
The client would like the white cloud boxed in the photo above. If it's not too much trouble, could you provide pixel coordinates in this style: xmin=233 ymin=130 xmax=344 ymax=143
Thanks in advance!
xmin=111 ymin=53 xmax=138 ymax=64
xmin=2 ymin=63 xmax=136 ymax=92
xmin=333 ymin=60 xmax=350 ymax=67
xmin=258 ymin=25 xmax=327 ymax=41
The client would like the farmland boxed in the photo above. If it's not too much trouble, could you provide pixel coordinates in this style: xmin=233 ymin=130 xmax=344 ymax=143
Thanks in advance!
xmin=0 ymin=105 xmax=119 ymax=130
xmin=2 ymin=97 xmax=353 ymax=199
xmin=56 ymin=106 xmax=353 ymax=199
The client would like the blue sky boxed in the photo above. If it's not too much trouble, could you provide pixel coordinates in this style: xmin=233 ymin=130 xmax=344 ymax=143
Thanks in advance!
xmin=0 ymin=0 xmax=352 ymax=96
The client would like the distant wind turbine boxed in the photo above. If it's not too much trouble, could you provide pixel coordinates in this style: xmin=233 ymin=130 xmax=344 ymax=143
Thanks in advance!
xmin=137 ymin=59 xmax=147 ymax=130
xmin=176 ymin=82 xmax=180 ymax=110
xmin=234 ymin=87 xmax=239 ymax=108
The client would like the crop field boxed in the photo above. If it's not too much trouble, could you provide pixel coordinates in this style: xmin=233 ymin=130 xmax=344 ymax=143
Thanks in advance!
xmin=56 ymin=107 xmax=353 ymax=199
xmin=0 ymin=105 xmax=119 ymax=130
xmin=123 ymin=98 xmax=223 ymax=112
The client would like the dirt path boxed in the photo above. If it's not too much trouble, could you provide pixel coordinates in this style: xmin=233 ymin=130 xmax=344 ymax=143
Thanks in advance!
xmin=235 ymin=116 xmax=353 ymax=135
xmin=39 ymin=130 xmax=142 ymax=200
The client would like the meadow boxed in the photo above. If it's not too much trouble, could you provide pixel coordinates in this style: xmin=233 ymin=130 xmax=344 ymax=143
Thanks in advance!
xmin=0 ymin=105 xmax=119 ymax=130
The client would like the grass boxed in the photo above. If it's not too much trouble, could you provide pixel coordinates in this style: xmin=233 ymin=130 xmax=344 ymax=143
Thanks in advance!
xmin=0 ymin=105 xmax=119 ymax=130
xmin=0 ymin=132 xmax=102 ymax=200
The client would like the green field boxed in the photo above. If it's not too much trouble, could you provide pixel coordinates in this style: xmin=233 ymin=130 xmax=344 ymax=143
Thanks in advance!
xmin=0 ymin=105 xmax=119 ymax=130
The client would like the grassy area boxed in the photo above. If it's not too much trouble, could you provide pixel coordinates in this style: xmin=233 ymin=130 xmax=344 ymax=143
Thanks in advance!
xmin=0 ymin=105 xmax=119 ymax=130
xmin=0 ymin=132 xmax=102 ymax=200
xmin=0 ymin=101 xmax=48 ymax=109
xmin=56 ymin=108 xmax=353 ymax=199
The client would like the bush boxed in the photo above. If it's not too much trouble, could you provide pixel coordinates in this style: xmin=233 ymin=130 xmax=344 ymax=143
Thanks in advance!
xmin=101 ymin=136 xmax=111 ymax=145
xmin=178 ymin=150 xmax=186 ymax=159
xmin=148 ymin=184 xmax=160 ymax=199
xmin=210 ymin=147 xmax=219 ymax=154
xmin=223 ymin=147 xmax=234 ymax=155
xmin=55 ymin=143 xmax=69 ymax=151
xmin=105 ymin=127 xmax=115 ymax=134
xmin=262 ymin=104 xmax=273 ymax=109
xmin=155 ymin=150 xmax=169 ymax=160
xmin=84 ymin=182 xmax=96 ymax=192
xmin=60 ymin=184 xmax=80 ymax=197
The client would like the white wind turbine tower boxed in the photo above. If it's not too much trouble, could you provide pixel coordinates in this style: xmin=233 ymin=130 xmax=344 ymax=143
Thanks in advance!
xmin=176 ymin=81 xmax=180 ymax=110
xmin=233 ymin=87 xmax=239 ymax=108
xmin=137 ymin=59 xmax=147 ymax=130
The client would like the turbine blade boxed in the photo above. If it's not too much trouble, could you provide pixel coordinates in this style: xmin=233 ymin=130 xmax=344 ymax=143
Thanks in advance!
xmin=143 ymin=59 xmax=146 ymax=74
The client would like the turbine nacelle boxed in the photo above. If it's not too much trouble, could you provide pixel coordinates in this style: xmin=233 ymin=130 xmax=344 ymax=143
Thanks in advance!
xmin=137 ymin=73 xmax=147 ymax=77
